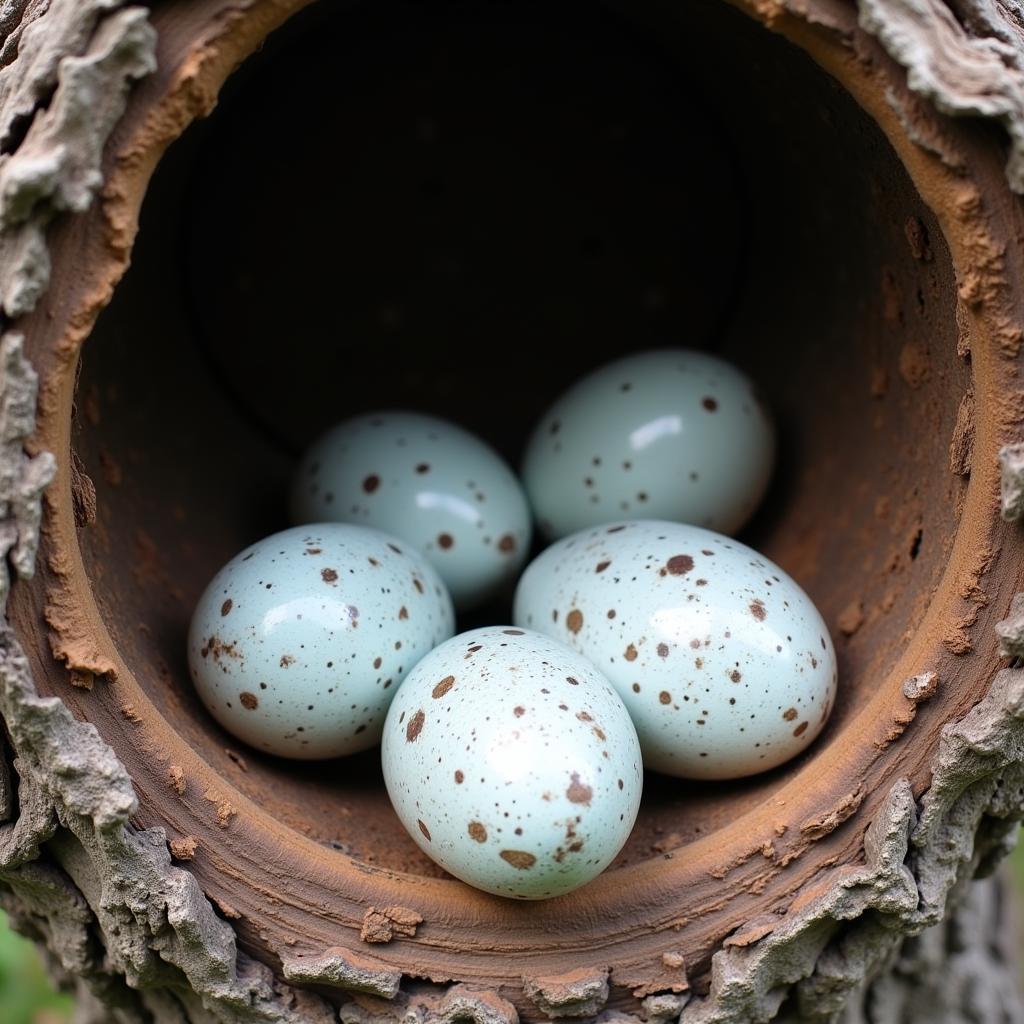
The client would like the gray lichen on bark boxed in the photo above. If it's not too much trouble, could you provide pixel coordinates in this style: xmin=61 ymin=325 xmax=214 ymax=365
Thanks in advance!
xmin=0 ymin=3 xmax=157 ymax=317
xmin=1000 ymin=443 xmax=1024 ymax=521
xmin=859 ymin=0 xmax=1024 ymax=192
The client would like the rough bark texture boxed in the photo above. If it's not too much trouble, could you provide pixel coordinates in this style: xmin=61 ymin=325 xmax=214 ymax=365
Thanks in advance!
xmin=1 ymin=0 xmax=1024 ymax=1022
xmin=860 ymin=0 xmax=1024 ymax=193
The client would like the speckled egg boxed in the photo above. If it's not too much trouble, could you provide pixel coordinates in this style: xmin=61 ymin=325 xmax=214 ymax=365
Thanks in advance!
xmin=513 ymin=520 xmax=836 ymax=780
xmin=290 ymin=412 xmax=532 ymax=611
xmin=521 ymin=349 xmax=775 ymax=540
xmin=187 ymin=524 xmax=455 ymax=759
xmin=381 ymin=626 xmax=642 ymax=899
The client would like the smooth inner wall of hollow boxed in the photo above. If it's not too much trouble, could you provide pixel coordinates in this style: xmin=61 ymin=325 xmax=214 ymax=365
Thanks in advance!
xmin=73 ymin=0 xmax=967 ymax=875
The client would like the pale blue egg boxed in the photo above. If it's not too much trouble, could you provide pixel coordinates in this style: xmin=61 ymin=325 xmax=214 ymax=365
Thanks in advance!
xmin=381 ymin=626 xmax=642 ymax=899
xmin=521 ymin=349 xmax=775 ymax=540
xmin=290 ymin=412 xmax=532 ymax=611
xmin=187 ymin=524 xmax=455 ymax=760
xmin=513 ymin=520 xmax=836 ymax=780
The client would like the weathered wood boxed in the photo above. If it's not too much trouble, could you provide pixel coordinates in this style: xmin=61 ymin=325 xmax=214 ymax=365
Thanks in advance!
xmin=1 ymin=1 xmax=1024 ymax=1021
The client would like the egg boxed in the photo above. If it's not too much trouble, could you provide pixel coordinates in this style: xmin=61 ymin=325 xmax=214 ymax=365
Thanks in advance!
xmin=290 ymin=412 xmax=532 ymax=611
xmin=187 ymin=524 xmax=455 ymax=759
xmin=521 ymin=349 xmax=775 ymax=540
xmin=513 ymin=520 xmax=836 ymax=780
xmin=381 ymin=626 xmax=642 ymax=899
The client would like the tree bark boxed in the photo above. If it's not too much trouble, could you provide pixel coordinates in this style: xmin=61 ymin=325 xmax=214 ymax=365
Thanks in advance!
xmin=2 ymin=1 xmax=1024 ymax=1022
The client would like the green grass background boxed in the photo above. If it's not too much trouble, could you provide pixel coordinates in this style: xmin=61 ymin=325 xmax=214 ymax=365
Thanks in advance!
xmin=0 ymin=912 xmax=73 ymax=1024
xmin=0 ymin=833 xmax=1023 ymax=1019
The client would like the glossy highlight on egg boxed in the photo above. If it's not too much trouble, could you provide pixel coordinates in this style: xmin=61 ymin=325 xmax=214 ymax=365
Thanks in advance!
xmin=381 ymin=626 xmax=643 ymax=899
xmin=290 ymin=411 xmax=531 ymax=611
xmin=187 ymin=523 xmax=455 ymax=759
xmin=513 ymin=520 xmax=836 ymax=779
xmin=521 ymin=349 xmax=775 ymax=540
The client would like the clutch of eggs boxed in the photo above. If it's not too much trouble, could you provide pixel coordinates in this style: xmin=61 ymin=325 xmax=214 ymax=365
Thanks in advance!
xmin=187 ymin=523 xmax=455 ymax=759
xmin=290 ymin=411 xmax=531 ymax=611
xmin=382 ymin=626 xmax=642 ymax=899
xmin=521 ymin=349 xmax=775 ymax=541
xmin=513 ymin=520 xmax=836 ymax=780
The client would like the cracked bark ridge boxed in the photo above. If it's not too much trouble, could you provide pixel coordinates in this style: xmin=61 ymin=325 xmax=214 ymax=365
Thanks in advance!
xmin=281 ymin=947 xmax=402 ymax=999
xmin=999 ymin=442 xmax=1024 ymax=520
xmin=859 ymin=0 xmax=1024 ymax=192
xmin=0 ymin=334 xmax=53 ymax=602
xmin=524 ymin=968 xmax=611 ymax=1018
xmin=678 ymin=666 xmax=1024 ymax=1024
xmin=996 ymin=593 xmax=1024 ymax=657
xmin=338 ymin=984 xmax=520 ymax=1024
xmin=0 ymin=2 xmax=156 ymax=318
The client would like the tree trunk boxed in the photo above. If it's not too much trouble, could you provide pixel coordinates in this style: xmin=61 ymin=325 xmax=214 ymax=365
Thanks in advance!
xmin=3 ymin=1 xmax=1024 ymax=1021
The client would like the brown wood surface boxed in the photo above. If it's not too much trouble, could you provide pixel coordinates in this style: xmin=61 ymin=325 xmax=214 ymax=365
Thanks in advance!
xmin=6 ymin=0 xmax=1024 ymax=1015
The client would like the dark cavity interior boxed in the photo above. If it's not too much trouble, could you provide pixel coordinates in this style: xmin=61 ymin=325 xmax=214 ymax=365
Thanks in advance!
xmin=72 ymin=0 xmax=967 ymax=874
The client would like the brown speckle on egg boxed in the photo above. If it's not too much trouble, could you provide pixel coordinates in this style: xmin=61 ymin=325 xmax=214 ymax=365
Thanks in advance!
xmin=566 ymin=609 xmax=584 ymax=634
xmin=750 ymin=599 xmax=767 ymax=621
xmin=500 ymin=850 xmax=536 ymax=869
xmin=363 ymin=474 xmax=380 ymax=493
xmin=783 ymin=707 xmax=798 ymax=721
xmin=468 ymin=821 xmax=487 ymax=843
xmin=498 ymin=534 xmax=516 ymax=553
xmin=702 ymin=396 xmax=718 ymax=411
xmin=566 ymin=772 xmax=593 ymax=805
xmin=399 ymin=606 xmax=409 ymax=620
xmin=794 ymin=721 xmax=809 ymax=737
xmin=665 ymin=555 xmax=694 ymax=576
xmin=438 ymin=533 xmax=454 ymax=550
xmin=406 ymin=710 xmax=425 ymax=742
xmin=321 ymin=568 xmax=338 ymax=584
xmin=418 ymin=820 xmax=432 ymax=841
xmin=595 ymin=560 xmax=611 ymax=573
xmin=432 ymin=675 xmax=455 ymax=699
xmin=659 ymin=691 xmax=672 ymax=704
xmin=239 ymin=692 xmax=257 ymax=710
xmin=624 ymin=644 xmax=638 ymax=661
xmin=220 ymin=599 xmax=233 ymax=617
